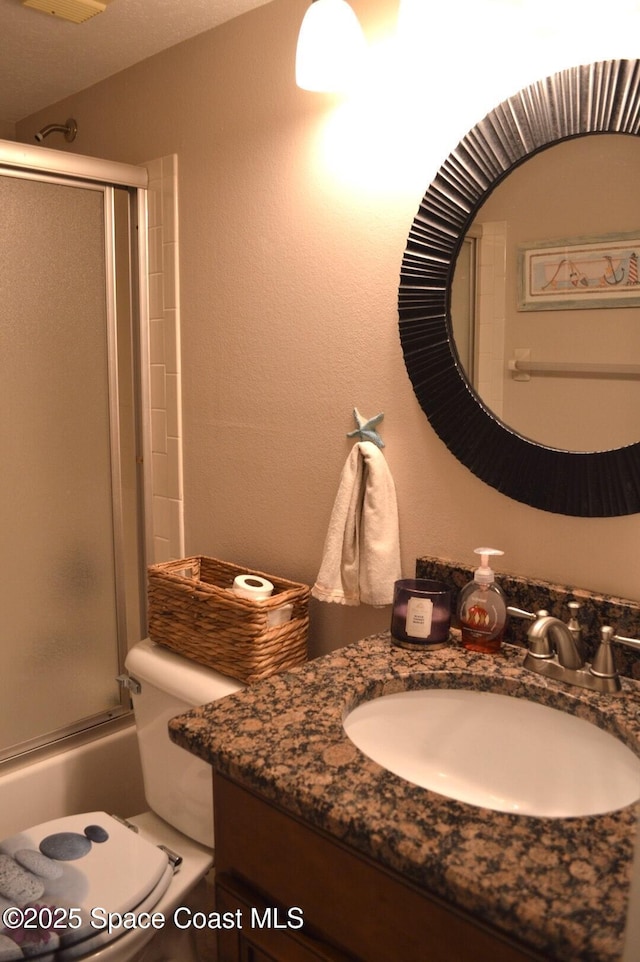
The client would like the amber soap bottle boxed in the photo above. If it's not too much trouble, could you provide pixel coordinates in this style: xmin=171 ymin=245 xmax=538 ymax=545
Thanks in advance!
xmin=457 ymin=548 xmax=507 ymax=654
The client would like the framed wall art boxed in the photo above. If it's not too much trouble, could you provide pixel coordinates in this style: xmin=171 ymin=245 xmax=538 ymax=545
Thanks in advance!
xmin=518 ymin=232 xmax=640 ymax=311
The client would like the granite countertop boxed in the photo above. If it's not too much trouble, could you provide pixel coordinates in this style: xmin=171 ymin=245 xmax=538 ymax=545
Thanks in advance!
xmin=168 ymin=634 xmax=640 ymax=962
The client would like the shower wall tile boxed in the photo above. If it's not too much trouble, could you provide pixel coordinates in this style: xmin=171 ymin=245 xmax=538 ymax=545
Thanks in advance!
xmin=146 ymin=159 xmax=161 ymax=226
xmin=149 ymin=364 xmax=166 ymax=408
xmin=168 ymin=500 xmax=183 ymax=553
xmin=149 ymin=319 xmax=165 ymax=365
xmin=152 ymin=452 xmax=168 ymax=498
xmin=148 ymin=272 xmax=164 ymax=320
xmin=148 ymin=226 xmax=162 ymax=275
xmin=145 ymin=154 xmax=184 ymax=563
xmin=161 ymin=155 xmax=177 ymax=241
xmin=163 ymin=309 xmax=179 ymax=374
xmin=151 ymin=409 xmax=167 ymax=455
xmin=146 ymin=158 xmax=162 ymax=182
xmin=165 ymin=373 xmax=180 ymax=436
xmin=475 ymin=220 xmax=507 ymax=418
xmin=166 ymin=437 xmax=183 ymax=500
xmin=162 ymin=243 xmax=177 ymax=310
xmin=154 ymin=536 xmax=170 ymax=559
xmin=153 ymin=494 xmax=170 ymax=540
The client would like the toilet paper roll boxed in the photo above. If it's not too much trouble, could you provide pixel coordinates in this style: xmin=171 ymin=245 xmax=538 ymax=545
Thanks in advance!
xmin=267 ymin=603 xmax=293 ymax=627
xmin=232 ymin=574 xmax=274 ymax=600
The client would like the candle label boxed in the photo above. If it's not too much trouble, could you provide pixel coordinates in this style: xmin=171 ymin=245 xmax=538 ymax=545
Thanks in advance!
xmin=406 ymin=597 xmax=434 ymax=639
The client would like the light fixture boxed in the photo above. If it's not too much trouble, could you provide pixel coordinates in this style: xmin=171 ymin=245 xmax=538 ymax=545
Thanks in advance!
xmin=295 ymin=0 xmax=366 ymax=93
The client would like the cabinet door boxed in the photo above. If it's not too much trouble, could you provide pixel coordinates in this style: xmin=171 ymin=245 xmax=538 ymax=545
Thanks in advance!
xmin=216 ymin=874 xmax=356 ymax=962
xmin=214 ymin=774 xmax=545 ymax=962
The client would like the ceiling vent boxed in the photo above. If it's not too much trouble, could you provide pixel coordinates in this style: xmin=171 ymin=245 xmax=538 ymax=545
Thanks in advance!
xmin=21 ymin=0 xmax=106 ymax=23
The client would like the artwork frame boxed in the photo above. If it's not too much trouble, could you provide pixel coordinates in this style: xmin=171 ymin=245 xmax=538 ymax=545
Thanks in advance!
xmin=518 ymin=231 xmax=640 ymax=311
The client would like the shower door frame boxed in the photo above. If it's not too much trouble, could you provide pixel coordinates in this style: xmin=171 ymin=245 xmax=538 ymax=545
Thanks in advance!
xmin=0 ymin=139 xmax=153 ymax=762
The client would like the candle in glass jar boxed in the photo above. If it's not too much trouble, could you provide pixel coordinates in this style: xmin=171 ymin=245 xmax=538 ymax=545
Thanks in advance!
xmin=390 ymin=579 xmax=451 ymax=650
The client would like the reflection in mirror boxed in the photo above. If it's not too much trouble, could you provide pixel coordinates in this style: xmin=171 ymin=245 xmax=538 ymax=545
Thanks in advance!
xmin=451 ymin=135 xmax=640 ymax=452
xmin=399 ymin=59 xmax=640 ymax=517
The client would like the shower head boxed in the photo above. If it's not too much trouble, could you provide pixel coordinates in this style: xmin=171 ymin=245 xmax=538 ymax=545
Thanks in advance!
xmin=35 ymin=118 xmax=78 ymax=144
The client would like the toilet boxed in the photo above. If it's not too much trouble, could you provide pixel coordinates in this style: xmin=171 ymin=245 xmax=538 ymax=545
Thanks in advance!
xmin=0 ymin=639 xmax=243 ymax=961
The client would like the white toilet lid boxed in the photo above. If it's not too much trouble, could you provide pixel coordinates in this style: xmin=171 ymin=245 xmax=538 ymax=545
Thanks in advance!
xmin=0 ymin=812 xmax=172 ymax=960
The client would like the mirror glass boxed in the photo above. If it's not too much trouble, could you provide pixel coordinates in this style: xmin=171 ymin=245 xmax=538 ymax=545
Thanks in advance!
xmin=398 ymin=59 xmax=640 ymax=517
xmin=451 ymin=134 xmax=640 ymax=452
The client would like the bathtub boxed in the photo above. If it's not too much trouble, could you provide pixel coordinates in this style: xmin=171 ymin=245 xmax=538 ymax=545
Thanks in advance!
xmin=0 ymin=721 xmax=146 ymax=838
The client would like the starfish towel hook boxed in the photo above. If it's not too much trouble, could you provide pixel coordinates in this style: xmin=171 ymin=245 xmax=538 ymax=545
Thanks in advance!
xmin=347 ymin=408 xmax=385 ymax=449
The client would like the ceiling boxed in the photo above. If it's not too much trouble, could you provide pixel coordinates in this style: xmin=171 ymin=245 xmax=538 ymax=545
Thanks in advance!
xmin=0 ymin=0 xmax=274 ymax=124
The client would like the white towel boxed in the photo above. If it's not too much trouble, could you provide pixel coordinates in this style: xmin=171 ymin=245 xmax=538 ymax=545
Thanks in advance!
xmin=312 ymin=441 xmax=402 ymax=607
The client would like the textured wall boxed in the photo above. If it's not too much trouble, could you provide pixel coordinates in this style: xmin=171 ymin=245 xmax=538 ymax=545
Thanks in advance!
xmin=15 ymin=0 xmax=640 ymax=658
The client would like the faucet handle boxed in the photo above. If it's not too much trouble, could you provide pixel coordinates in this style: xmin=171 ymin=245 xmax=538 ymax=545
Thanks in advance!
xmin=566 ymin=600 xmax=581 ymax=626
xmin=611 ymin=631 xmax=640 ymax=653
xmin=591 ymin=628 xmax=640 ymax=688
xmin=591 ymin=626 xmax=618 ymax=679
xmin=507 ymin=606 xmax=552 ymax=621
xmin=506 ymin=606 xmax=539 ymax=621
xmin=566 ymin=601 xmax=587 ymax=661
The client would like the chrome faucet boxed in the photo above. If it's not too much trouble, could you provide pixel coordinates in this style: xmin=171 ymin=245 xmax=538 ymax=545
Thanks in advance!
xmin=508 ymin=603 xmax=640 ymax=694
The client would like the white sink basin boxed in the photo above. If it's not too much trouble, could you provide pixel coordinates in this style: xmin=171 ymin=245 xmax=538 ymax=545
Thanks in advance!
xmin=343 ymin=689 xmax=640 ymax=817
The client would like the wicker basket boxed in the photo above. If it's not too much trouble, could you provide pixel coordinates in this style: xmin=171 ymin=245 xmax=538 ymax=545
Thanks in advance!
xmin=147 ymin=556 xmax=310 ymax=683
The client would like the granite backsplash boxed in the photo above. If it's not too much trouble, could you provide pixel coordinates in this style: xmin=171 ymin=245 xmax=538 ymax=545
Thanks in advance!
xmin=416 ymin=555 xmax=640 ymax=681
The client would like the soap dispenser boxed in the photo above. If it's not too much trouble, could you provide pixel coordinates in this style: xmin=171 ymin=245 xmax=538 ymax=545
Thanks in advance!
xmin=457 ymin=548 xmax=507 ymax=654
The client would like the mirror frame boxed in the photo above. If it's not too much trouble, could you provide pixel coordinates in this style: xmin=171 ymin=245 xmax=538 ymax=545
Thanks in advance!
xmin=399 ymin=59 xmax=640 ymax=517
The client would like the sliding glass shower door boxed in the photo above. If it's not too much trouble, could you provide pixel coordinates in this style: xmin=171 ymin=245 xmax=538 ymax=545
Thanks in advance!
xmin=1 ymin=166 xmax=147 ymax=759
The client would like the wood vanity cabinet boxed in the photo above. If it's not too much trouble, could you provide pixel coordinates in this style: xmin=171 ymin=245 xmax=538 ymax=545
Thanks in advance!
xmin=213 ymin=773 xmax=545 ymax=962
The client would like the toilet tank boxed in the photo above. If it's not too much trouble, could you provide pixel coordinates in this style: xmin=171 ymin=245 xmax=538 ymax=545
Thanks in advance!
xmin=125 ymin=639 xmax=243 ymax=848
